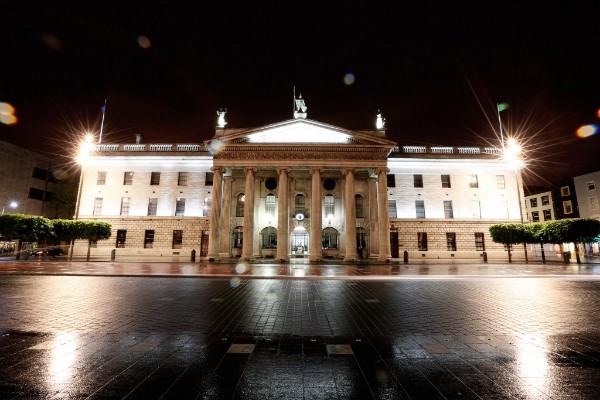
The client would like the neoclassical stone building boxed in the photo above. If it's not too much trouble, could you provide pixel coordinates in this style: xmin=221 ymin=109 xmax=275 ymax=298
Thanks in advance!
xmin=73 ymin=99 xmax=526 ymax=262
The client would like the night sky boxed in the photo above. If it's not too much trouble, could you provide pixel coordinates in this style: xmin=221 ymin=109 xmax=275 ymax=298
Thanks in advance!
xmin=1 ymin=2 xmax=599 ymax=186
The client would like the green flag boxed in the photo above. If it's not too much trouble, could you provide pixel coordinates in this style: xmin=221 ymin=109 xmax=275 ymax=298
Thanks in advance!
xmin=497 ymin=103 xmax=509 ymax=112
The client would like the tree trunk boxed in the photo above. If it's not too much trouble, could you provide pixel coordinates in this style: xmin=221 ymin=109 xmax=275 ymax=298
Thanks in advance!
xmin=508 ymin=246 xmax=512 ymax=263
xmin=575 ymin=242 xmax=582 ymax=264
xmin=69 ymin=239 xmax=74 ymax=261
xmin=86 ymin=240 xmax=91 ymax=261
xmin=540 ymin=243 xmax=546 ymax=263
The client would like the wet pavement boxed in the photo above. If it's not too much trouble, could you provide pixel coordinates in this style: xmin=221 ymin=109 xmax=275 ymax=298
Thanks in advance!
xmin=1 ymin=260 xmax=600 ymax=399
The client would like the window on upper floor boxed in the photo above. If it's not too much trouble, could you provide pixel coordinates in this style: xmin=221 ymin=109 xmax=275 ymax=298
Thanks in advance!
xmin=355 ymin=194 xmax=364 ymax=218
xmin=204 ymin=197 xmax=212 ymax=217
xmin=563 ymin=200 xmax=573 ymax=214
xmin=441 ymin=174 xmax=451 ymax=188
xmin=120 ymin=197 xmax=130 ymax=216
xmin=531 ymin=211 xmax=539 ymax=222
xmin=175 ymin=198 xmax=186 ymax=216
xmin=205 ymin=172 xmax=214 ymax=186
xmin=295 ymin=194 xmax=305 ymax=215
xmin=443 ymin=200 xmax=454 ymax=219
xmin=530 ymin=198 xmax=538 ymax=207
xmin=413 ymin=174 xmax=423 ymax=188
xmin=178 ymin=172 xmax=188 ymax=186
xmin=471 ymin=200 xmax=481 ymax=218
xmin=543 ymin=209 xmax=552 ymax=220
xmin=147 ymin=198 xmax=157 ymax=216
xmin=265 ymin=194 xmax=276 ymax=216
xmin=324 ymin=195 xmax=335 ymax=217
xmin=123 ymin=171 xmax=134 ymax=185
xmin=236 ymin=194 xmax=245 ymax=217
xmin=589 ymin=196 xmax=599 ymax=211
xmin=150 ymin=172 xmax=160 ymax=185
xmin=496 ymin=175 xmax=505 ymax=189
xmin=469 ymin=174 xmax=478 ymax=188
xmin=387 ymin=174 xmax=396 ymax=188
xmin=388 ymin=200 xmax=397 ymax=219
xmin=28 ymin=188 xmax=45 ymax=200
xmin=541 ymin=195 xmax=550 ymax=205
xmin=561 ymin=186 xmax=570 ymax=196
xmin=32 ymin=167 xmax=48 ymax=181
xmin=587 ymin=181 xmax=596 ymax=191
xmin=97 ymin=171 xmax=106 ymax=185
xmin=415 ymin=200 xmax=425 ymax=218
xmin=93 ymin=197 xmax=103 ymax=215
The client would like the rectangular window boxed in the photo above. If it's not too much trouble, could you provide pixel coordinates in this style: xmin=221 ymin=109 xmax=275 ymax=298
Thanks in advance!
xmin=561 ymin=186 xmax=570 ymax=196
xmin=530 ymin=198 xmax=538 ymax=207
xmin=120 ymin=197 xmax=130 ymax=216
xmin=175 ymin=198 xmax=186 ymax=216
xmin=147 ymin=198 xmax=157 ymax=216
xmin=93 ymin=197 xmax=103 ymax=215
xmin=355 ymin=195 xmax=364 ymax=218
xmin=265 ymin=194 xmax=275 ymax=216
xmin=443 ymin=200 xmax=454 ymax=219
xmin=97 ymin=171 xmax=106 ymax=185
xmin=324 ymin=195 xmax=335 ymax=216
xmin=475 ymin=232 xmax=485 ymax=251
xmin=387 ymin=174 xmax=396 ymax=188
xmin=441 ymin=174 xmax=451 ymax=188
xmin=205 ymin=172 xmax=214 ymax=186
xmin=116 ymin=229 xmax=127 ymax=248
xmin=563 ymin=200 xmax=573 ymax=214
xmin=589 ymin=196 xmax=599 ymax=211
xmin=417 ymin=232 xmax=428 ymax=251
xmin=32 ymin=167 xmax=48 ymax=181
xmin=496 ymin=175 xmax=505 ymax=189
xmin=531 ymin=211 xmax=539 ymax=222
xmin=587 ymin=181 xmax=596 ymax=191
xmin=388 ymin=200 xmax=397 ymax=219
xmin=204 ymin=197 xmax=212 ymax=217
xmin=541 ymin=195 xmax=549 ymax=205
xmin=446 ymin=232 xmax=456 ymax=251
xmin=469 ymin=174 xmax=478 ymax=188
xmin=471 ymin=200 xmax=481 ymax=218
xmin=543 ymin=209 xmax=552 ymax=220
xmin=413 ymin=174 xmax=423 ymax=188
xmin=172 ymin=230 xmax=183 ymax=249
xmin=178 ymin=172 xmax=188 ymax=186
xmin=144 ymin=230 xmax=155 ymax=248
xmin=415 ymin=200 xmax=425 ymax=218
xmin=123 ymin=171 xmax=134 ymax=185
xmin=150 ymin=172 xmax=161 ymax=185
xmin=28 ymin=188 xmax=45 ymax=200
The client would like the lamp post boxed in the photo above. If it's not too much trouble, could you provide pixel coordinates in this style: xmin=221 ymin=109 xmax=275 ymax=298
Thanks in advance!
xmin=503 ymin=138 xmax=528 ymax=262
xmin=2 ymin=200 xmax=18 ymax=214
xmin=70 ymin=134 xmax=95 ymax=260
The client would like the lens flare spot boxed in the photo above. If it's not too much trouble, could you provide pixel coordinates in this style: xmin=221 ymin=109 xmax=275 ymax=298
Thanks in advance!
xmin=576 ymin=124 xmax=598 ymax=138
xmin=343 ymin=73 xmax=355 ymax=85
xmin=230 ymin=277 xmax=241 ymax=287
xmin=0 ymin=102 xmax=15 ymax=115
xmin=235 ymin=262 xmax=248 ymax=274
xmin=0 ymin=114 xmax=17 ymax=125
xmin=137 ymin=35 xmax=151 ymax=49
xmin=597 ymin=108 xmax=600 ymax=119
xmin=208 ymin=139 xmax=225 ymax=154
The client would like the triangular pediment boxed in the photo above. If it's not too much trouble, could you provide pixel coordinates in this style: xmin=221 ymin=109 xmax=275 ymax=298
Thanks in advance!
xmin=211 ymin=119 xmax=395 ymax=147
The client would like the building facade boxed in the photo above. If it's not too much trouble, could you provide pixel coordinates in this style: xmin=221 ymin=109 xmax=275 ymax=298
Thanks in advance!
xmin=73 ymin=106 xmax=526 ymax=262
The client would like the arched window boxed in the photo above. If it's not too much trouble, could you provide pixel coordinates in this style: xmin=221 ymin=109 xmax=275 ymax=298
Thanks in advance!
xmin=260 ymin=227 xmax=277 ymax=249
xmin=236 ymin=193 xmax=245 ymax=217
xmin=324 ymin=194 xmax=335 ymax=217
xmin=295 ymin=194 xmax=305 ymax=214
xmin=322 ymin=227 xmax=339 ymax=249
xmin=232 ymin=226 xmax=243 ymax=248
xmin=355 ymin=194 xmax=364 ymax=218
xmin=265 ymin=194 xmax=276 ymax=216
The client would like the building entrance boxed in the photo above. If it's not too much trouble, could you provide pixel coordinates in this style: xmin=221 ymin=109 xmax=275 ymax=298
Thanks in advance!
xmin=291 ymin=228 xmax=309 ymax=256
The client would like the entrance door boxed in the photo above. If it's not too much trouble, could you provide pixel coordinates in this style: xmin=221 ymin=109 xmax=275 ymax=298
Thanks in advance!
xmin=200 ymin=231 xmax=209 ymax=256
xmin=390 ymin=232 xmax=399 ymax=258
xmin=291 ymin=230 xmax=309 ymax=256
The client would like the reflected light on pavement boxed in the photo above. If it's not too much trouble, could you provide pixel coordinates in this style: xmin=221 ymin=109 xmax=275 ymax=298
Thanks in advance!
xmin=516 ymin=334 xmax=550 ymax=395
xmin=47 ymin=333 xmax=78 ymax=391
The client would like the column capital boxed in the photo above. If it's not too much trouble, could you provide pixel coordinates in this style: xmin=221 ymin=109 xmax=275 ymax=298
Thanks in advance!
xmin=376 ymin=167 xmax=390 ymax=175
xmin=223 ymin=175 xmax=234 ymax=182
xmin=210 ymin=166 xmax=224 ymax=173
xmin=244 ymin=167 xmax=257 ymax=174
xmin=310 ymin=167 xmax=324 ymax=175
xmin=277 ymin=167 xmax=290 ymax=175
xmin=342 ymin=168 xmax=356 ymax=176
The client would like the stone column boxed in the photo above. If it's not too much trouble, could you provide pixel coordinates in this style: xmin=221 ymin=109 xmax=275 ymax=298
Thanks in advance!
xmin=219 ymin=175 xmax=233 ymax=257
xmin=276 ymin=168 xmax=290 ymax=262
xmin=310 ymin=167 xmax=323 ymax=262
xmin=343 ymin=168 xmax=357 ymax=261
xmin=241 ymin=167 xmax=256 ymax=260
xmin=207 ymin=167 xmax=223 ymax=260
xmin=377 ymin=168 xmax=391 ymax=261
xmin=368 ymin=176 xmax=379 ymax=258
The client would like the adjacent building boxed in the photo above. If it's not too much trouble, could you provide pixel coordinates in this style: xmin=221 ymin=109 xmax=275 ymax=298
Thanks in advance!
xmin=72 ymin=101 xmax=527 ymax=262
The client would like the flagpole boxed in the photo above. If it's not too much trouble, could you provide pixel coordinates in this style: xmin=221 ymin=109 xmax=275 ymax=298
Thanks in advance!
xmin=497 ymin=102 xmax=505 ymax=150
xmin=293 ymin=85 xmax=296 ymax=117
xmin=99 ymin=99 xmax=107 ymax=144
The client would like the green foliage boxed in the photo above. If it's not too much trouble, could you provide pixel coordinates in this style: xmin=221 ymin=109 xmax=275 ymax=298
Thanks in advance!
xmin=51 ymin=219 xmax=112 ymax=241
xmin=0 ymin=214 xmax=53 ymax=241
xmin=490 ymin=219 xmax=600 ymax=246
xmin=488 ymin=223 xmax=529 ymax=245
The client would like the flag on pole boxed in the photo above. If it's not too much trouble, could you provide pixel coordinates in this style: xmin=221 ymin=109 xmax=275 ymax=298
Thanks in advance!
xmin=497 ymin=103 xmax=509 ymax=112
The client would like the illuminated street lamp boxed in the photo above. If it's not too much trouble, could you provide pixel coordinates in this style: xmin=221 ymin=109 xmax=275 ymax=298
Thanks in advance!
xmin=1 ymin=200 xmax=18 ymax=214
xmin=73 ymin=133 xmax=95 ymax=220
xmin=503 ymin=137 xmax=528 ymax=262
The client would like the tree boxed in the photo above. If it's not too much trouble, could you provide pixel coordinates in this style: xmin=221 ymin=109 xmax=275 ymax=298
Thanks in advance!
xmin=80 ymin=221 xmax=112 ymax=261
xmin=524 ymin=222 xmax=548 ymax=264
xmin=51 ymin=219 xmax=112 ymax=261
xmin=0 ymin=214 xmax=53 ymax=259
xmin=544 ymin=219 xmax=600 ymax=264
xmin=489 ymin=223 xmax=529 ymax=263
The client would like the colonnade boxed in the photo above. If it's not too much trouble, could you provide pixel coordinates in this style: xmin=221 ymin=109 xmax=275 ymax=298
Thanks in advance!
xmin=207 ymin=166 xmax=392 ymax=262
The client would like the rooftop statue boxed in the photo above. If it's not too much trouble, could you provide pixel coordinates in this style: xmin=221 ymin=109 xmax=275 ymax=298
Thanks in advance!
xmin=376 ymin=110 xmax=386 ymax=130
xmin=216 ymin=108 xmax=227 ymax=128
xmin=294 ymin=94 xmax=307 ymax=119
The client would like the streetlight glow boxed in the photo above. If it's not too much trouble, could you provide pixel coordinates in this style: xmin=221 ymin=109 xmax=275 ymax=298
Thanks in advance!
xmin=1 ymin=200 xmax=18 ymax=214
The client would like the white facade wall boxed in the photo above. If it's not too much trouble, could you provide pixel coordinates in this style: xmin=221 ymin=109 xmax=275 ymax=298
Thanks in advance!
xmin=573 ymin=171 xmax=600 ymax=220
xmin=524 ymin=190 xmax=555 ymax=223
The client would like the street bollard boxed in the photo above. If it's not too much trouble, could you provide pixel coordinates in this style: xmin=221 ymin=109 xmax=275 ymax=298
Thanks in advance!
xmin=191 ymin=249 xmax=196 ymax=262
xmin=111 ymin=249 xmax=116 ymax=261
xmin=403 ymin=250 xmax=408 ymax=264
xmin=482 ymin=251 xmax=488 ymax=263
